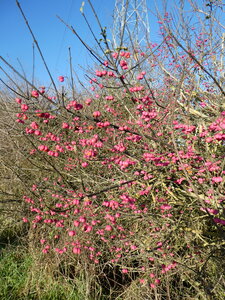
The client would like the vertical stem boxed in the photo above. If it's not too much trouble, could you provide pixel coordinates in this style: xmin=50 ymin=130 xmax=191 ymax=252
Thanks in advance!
xmin=220 ymin=32 xmax=225 ymax=77
xmin=32 ymin=43 xmax=35 ymax=86
xmin=68 ymin=47 xmax=76 ymax=100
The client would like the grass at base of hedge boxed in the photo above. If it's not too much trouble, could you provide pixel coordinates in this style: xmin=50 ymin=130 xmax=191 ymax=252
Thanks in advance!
xmin=0 ymin=245 xmax=84 ymax=300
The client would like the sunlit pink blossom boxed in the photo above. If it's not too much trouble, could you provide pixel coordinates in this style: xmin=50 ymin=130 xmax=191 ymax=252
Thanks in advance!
xmin=211 ymin=176 xmax=223 ymax=183
xmin=58 ymin=76 xmax=64 ymax=82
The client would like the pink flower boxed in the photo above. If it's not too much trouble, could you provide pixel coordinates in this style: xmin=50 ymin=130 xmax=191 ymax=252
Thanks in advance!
xmin=21 ymin=104 xmax=29 ymax=111
xmin=200 ymin=207 xmax=219 ymax=215
xmin=206 ymin=137 xmax=213 ymax=143
xmin=34 ymin=130 xmax=42 ymax=136
xmin=120 ymin=60 xmax=127 ymax=68
xmin=105 ymin=95 xmax=114 ymax=101
xmin=84 ymin=225 xmax=93 ymax=233
xmin=30 ymin=122 xmax=39 ymax=129
xmin=31 ymin=90 xmax=39 ymax=98
xmin=112 ymin=52 xmax=118 ymax=59
xmin=55 ymin=248 xmax=64 ymax=254
xmin=68 ymin=230 xmax=76 ymax=236
xmin=137 ymin=74 xmax=144 ymax=80
xmin=84 ymin=149 xmax=96 ymax=159
xmin=58 ymin=76 xmax=64 ymax=82
xmin=85 ymin=98 xmax=92 ymax=105
xmin=81 ymin=162 xmax=88 ymax=168
xmin=93 ymin=111 xmax=101 ymax=118
xmin=114 ymin=143 xmax=126 ymax=152
xmin=72 ymin=247 xmax=81 ymax=254
xmin=42 ymin=245 xmax=50 ymax=253
xmin=176 ymin=177 xmax=185 ymax=184
xmin=160 ymin=204 xmax=172 ymax=211
xmin=130 ymin=245 xmax=137 ymax=250
xmin=15 ymin=98 xmax=22 ymax=104
xmin=39 ymin=86 xmax=45 ymax=94
xmin=73 ymin=220 xmax=80 ymax=227
xmin=107 ymin=71 xmax=115 ymax=77
xmin=105 ymin=225 xmax=112 ymax=231
xmin=62 ymin=122 xmax=69 ymax=129
xmin=79 ymin=216 xmax=86 ymax=223
xmin=38 ymin=145 xmax=49 ymax=152
xmin=213 ymin=218 xmax=225 ymax=226
xmin=211 ymin=176 xmax=223 ymax=183
xmin=139 ymin=279 xmax=145 ymax=284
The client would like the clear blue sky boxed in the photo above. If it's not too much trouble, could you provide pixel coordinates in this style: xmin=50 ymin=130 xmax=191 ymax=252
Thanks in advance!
xmin=0 ymin=0 xmax=117 ymax=87
xmin=0 ymin=0 xmax=209 ymax=89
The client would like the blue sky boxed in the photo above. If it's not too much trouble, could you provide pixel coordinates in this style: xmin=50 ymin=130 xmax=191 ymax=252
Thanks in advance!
xmin=0 ymin=0 xmax=117 ymax=87
xmin=0 ymin=0 xmax=210 ymax=89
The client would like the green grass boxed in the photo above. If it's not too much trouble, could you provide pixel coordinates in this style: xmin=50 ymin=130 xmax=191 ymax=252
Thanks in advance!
xmin=0 ymin=246 xmax=84 ymax=300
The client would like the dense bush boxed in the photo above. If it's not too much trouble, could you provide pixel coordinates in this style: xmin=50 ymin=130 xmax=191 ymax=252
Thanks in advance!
xmin=1 ymin=0 xmax=225 ymax=299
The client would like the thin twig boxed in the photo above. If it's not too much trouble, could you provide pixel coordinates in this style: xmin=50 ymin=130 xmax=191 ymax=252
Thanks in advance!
xmin=16 ymin=0 xmax=59 ymax=99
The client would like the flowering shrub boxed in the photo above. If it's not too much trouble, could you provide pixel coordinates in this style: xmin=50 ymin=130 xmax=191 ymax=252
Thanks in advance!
xmin=1 ymin=1 xmax=225 ymax=299
xmin=14 ymin=46 xmax=225 ymax=297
